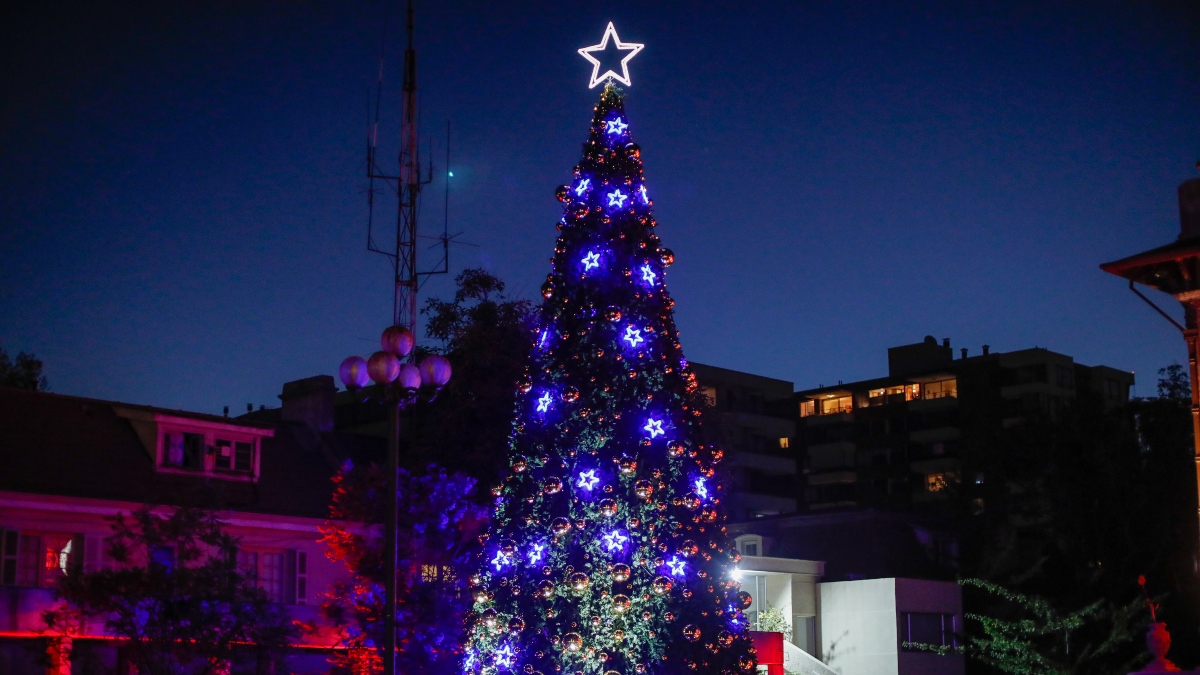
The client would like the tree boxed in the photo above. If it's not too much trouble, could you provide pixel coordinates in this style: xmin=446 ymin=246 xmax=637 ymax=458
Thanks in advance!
xmin=461 ymin=85 xmax=755 ymax=675
xmin=955 ymin=364 xmax=1199 ymax=669
xmin=411 ymin=268 xmax=536 ymax=487
xmin=904 ymin=579 xmax=1147 ymax=675
xmin=318 ymin=462 xmax=486 ymax=675
xmin=0 ymin=344 xmax=48 ymax=390
xmin=44 ymin=506 xmax=294 ymax=675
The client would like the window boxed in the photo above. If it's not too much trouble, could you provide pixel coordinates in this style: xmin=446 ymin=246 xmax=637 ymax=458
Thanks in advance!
xmin=869 ymin=385 xmax=909 ymax=406
xmin=700 ymin=386 xmax=717 ymax=407
xmin=1 ymin=530 xmax=17 ymax=585
xmin=819 ymin=396 xmax=852 ymax=415
xmin=799 ymin=400 xmax=815 ymax=417
xmin=151 ymin=545 xmax=175 ymax=572
xmin=1055 ymin=365 xmax=1074 ymax=389
xmin=735 ymin=535 xmax=763 ymax=557
xmin=0 ymin=531 xmax=83 ymax=587
xmin=296 ymin=551 xmax=308 ymax=605
xmin=900 ymin=612 xmax=958 ymax=651
xmin=215 ymin=440 xmax=254 ymax=473
xmin=163 ymin=432 xmax=205 ymax=470
xmin=1105 ymin=378 xmax=1125 ymax=402
xmin=778 ymin=437 xmax=790 ymax=449
xmin=926 ymin=472 xmax=959 ymax=492
xmin=923 ymin=379 xmax=957 ymax=400
xmin=239 ymin=549 xmax=302 ymax=604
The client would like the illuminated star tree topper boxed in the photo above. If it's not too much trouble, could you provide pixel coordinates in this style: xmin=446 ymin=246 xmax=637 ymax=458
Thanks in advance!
xmin=578 ymin=22 xmax=644 ymax=89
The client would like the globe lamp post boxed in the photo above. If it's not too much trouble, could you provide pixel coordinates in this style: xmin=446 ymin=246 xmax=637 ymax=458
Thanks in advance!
xmin=339 ymin=325 xmax=451 ymax=675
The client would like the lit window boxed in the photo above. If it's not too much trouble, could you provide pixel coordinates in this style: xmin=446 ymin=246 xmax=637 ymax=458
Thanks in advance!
xmin=923 ymin=379 xmax=958 ymax=400
xmin=819 ymin=396 xmax=852 ymax=415
xmin=778 ymin=437 xmax=790 ymax=449
xmin=926 ymin=472 xmax=959 ymax=492
xmin=905 ymin=384 xmax=921 ymax=401
xmin=700 ymin=386 xmax=717 ymax=407
xmin=421 ymin=564 xmax=439 ymax=583
xmin=0 ymin=532 xmax=82 ymax=588
xmin=799 ymin=400 xmax=815 ymax=417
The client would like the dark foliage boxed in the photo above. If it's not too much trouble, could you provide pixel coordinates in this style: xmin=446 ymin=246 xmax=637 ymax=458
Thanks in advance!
xmin=44 ymin=506 xmax=294 ymax=675
xmin=956 ymin=365 xmax=1197 ymax=671
xmin=408 ymin=268 xmax=536 ymax=488
xmin=318 ymin=461 xmax=487 ymax=675
xmin=0 ymin=345 xmax=48 ymax=390
xmin=907 ymin=579 xmax=1148 ymax=675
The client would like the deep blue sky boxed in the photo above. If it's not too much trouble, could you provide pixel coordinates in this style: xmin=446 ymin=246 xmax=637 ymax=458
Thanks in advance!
xmin=3 ymin=2 xmax=1198 ymax=413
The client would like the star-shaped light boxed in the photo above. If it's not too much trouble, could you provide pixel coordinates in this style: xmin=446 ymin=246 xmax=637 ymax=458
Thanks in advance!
xmin=574 ymin=178 xmax=591 ymax=196
xmin=640 ymin=264 xmax=657 ymax=285
xmin=603 ymin=529 xmax=628 ymax=552
xmin=644 ymin=417 xmax=664 ymax=439
xmin=606 ymin=117 xmax=628 ymax=135
xmin=578 ymin=22 xmax=644 ymax=89
xmin=667 ymin=556 xmax=686 ymax=577
xmin=639 ymin=184 xmax=649 ymax=203
xmin=528 ymin=542 xmax=545 ymax=565
xmin=536 ymin=392 xmax=553 ymax=413
xmin=581 ymin=251 xmax=601 ymax=271
xmin=623 ymin=325 xmax=644 ymax=347
xmin=577 ymin=469 xmax=599 ymax=491
xmin=494 ymin=645 xmax=515 ymax=670
xmin=694 ymin=477 xmax=709 ymax=500
xmin=607 ymin=190 xmax=628 ymax=208
xmin=491 ymin=551 xmax=509 ymax=571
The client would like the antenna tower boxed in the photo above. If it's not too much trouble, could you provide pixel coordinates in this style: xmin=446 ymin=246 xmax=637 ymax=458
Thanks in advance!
xmin=365 ymin=0 xmax=451 ymax=336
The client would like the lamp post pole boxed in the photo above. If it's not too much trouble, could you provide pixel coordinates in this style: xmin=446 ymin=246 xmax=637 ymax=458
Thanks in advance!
xmin=340 ymin=326 xmax=452 ymax=675
xmin=383 ymin=398 xmax=400 ymax=675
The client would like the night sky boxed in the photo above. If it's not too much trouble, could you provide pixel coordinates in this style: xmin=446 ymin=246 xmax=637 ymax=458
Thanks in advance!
xmin=3 ymin=2 xmax=1198 ymax=414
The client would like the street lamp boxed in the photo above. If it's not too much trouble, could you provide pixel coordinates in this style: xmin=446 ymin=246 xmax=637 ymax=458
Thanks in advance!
xmin=339 ymin=325 xmax=451 ymax=675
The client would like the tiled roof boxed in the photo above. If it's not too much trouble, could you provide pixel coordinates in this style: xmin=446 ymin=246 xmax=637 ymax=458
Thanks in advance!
xmin=0 ymin=387 xmax=384 ymax=519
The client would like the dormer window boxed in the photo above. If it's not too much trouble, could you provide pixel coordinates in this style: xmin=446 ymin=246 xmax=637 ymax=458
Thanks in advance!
xmin=163 ymin=432 xmax=205 ymax=470
xmin=116 ymin=407 xmax=273 ymax=483
xmin=214 ymin=439 xmax=254 ymax=473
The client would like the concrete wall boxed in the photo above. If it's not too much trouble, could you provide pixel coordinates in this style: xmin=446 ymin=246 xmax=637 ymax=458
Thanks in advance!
xmin=818 ymin=577 xmax=963 ymax=675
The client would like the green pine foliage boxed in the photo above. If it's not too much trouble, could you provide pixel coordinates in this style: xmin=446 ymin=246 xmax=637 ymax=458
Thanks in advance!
xmin=462 ymin=86 xmax=755 ymax=675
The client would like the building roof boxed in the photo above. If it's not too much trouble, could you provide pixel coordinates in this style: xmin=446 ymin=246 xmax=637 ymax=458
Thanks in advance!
xmin=0 ymin=387 xmax=384 ymax=519
xmin=728 ymin=510 xmax=957 ymax=582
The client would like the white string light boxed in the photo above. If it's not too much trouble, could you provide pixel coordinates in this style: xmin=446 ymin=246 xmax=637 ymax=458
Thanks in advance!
xmin=578 ymin=22 xmax=644 ymax=89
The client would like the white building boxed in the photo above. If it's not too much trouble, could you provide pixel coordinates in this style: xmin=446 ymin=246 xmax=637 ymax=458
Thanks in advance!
xmin=735 ymin=536 xmax=964 ymax=675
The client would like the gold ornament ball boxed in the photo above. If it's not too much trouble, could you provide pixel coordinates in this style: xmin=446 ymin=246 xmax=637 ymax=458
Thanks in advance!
xmin=612 ymin=564 xmax=631 ymax=582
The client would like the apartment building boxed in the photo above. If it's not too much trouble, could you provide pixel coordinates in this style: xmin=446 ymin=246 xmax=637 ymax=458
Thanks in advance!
xmin=795 ymin=336 xmax=1134 ymax=512
xmin=690 ymin=363 xmax=798 ymax=519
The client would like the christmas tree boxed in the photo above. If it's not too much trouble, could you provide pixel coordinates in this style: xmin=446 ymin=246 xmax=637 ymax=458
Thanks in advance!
xmin=462 ymin=85 xmax=756 ymax=675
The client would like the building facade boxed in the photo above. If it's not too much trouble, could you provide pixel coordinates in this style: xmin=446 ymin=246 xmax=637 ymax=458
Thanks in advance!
xmin=690 ymin=363 xmax=798 ymax=519
xmin=795 ymin=336 xmax=1134 ymax=512
xmin=0 ymin=380 xmax=381 ymax=675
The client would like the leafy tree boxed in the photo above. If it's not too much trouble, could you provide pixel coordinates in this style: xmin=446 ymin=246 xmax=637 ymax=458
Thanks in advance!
xmin=44 ymin=506 xmax=294 ymax=675
xmin=954 ymin=364 xmax=1198 ymax=669
xmin=408 ymin=268 xmax=536 ymax=488
xmin=0 ymin=344 xmax=48 ymax=390
xmin=317 ymin=461 xmax=486 ymax=675
xmin=905 ymin=579 xmax=1148 ymax=675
